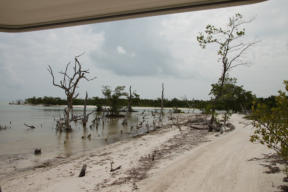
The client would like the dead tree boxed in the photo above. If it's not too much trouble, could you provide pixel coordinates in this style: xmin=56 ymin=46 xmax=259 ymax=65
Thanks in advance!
xmin=127 ymin=86 xmax=132 ymax=112
xmin=48 ymin=54 xmax=96 ymax=131
xmin=127 ymin=86 xmax=139 ymax=112
xmin=161 ymin=83 xmax=164 ymax=115
xmin=69 ymin=91 xmax=94 ymax=127
xmin=82 ymin=91 xmax=88 ymax=126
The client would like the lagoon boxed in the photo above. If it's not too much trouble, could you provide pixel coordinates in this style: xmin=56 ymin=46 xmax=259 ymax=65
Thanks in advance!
xmin=0 ymin=103 xmax=199 ymax=177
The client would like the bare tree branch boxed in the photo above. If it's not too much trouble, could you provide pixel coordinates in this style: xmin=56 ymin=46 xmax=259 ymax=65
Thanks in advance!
xmin=47 ymin=54 xmax=95 ymax=131
xmin=48 ymin=65 xmax=63 ymax=89
xmin=228 ymin=42 xmax=257 ymax=67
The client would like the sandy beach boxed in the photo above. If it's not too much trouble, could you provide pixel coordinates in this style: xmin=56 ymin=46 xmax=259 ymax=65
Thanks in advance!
xmin=0 ymin=114 xmax=286 ymax=192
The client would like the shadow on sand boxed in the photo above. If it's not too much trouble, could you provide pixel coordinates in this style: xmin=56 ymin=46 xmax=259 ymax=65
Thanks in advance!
xmin=248 ymin=153 xmax=288 ymax=192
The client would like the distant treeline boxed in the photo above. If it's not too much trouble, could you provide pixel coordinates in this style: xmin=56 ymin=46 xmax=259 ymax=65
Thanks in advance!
xmin=24 ymin=96 xmax=208 ymax=109
xmin=24 ymin=95 xmax=278 ymax=112
xmin=254 ymin=96 xmax=277 ymax=108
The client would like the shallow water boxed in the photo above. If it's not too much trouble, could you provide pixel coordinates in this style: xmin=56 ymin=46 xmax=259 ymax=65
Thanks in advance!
xmin=0 ymin=103 xmax=199 ymax=176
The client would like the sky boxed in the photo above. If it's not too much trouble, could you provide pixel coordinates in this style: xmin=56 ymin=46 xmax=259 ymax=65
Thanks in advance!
xmin=0 ymin=0 xmax=287 ymax=102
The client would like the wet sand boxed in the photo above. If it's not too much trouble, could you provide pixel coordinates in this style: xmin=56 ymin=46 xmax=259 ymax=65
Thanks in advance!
xmin=1 ymin=114 xmax=286 ymax=192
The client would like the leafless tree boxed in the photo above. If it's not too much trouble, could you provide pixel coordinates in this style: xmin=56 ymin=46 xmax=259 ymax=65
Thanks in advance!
xmin=161 ymin=83 xmax=164 ymax=115
xmin=127 ymin=86 xmax=132 ymax=112
xmin=48 ymin=54 xmax=96 ymax=131
xmin=127 ymin=85 xmax=139 ymax=112
xmin=82 ymin=91 xmax=88 ymax=126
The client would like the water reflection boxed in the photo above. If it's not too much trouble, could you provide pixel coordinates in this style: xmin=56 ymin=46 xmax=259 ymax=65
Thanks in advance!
xmin=0 ymin=104 xmax=201 ymax=175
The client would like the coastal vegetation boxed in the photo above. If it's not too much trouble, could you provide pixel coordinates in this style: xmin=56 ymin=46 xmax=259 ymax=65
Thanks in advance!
xmin=19 ymin=13 xmax=279 ymax=138
xmin=23 ymin=89 xmax=280 ymax=123
xmin=102 ymin=85 xmax=128 ymax=117
xmin=210 ymin=77 xmax=255 ymax=113
xmin=197 ymin=13 xmax=256 ymax=130
xmin=24 ymin=93 xmax=261 ymax=113
xmin=2 ymin=12 xmax=288 ymax=192
xmin=250 ymin=80 xmax=288 ymax=172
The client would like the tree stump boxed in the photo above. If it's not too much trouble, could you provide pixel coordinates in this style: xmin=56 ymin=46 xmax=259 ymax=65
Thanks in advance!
xmin=79 ymin=164 xmax=87 ymax=177
xmin=34 ymin=148 xmax=41 ymax=155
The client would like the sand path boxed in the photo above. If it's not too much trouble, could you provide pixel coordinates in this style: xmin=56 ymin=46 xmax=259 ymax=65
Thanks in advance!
xmin=138 ymin=115 xmax=285 ymax=192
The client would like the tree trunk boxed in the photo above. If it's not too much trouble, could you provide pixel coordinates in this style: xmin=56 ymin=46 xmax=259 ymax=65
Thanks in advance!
xmin=161 ymin=83 xmax=164 ymax=115
xmin=82 ymin=92 xmax=88 ymax=126
xmin=209 ymin=63 xmax=227 ymax=130
xmin=47 ymin=56 xmax=96 ymax=132
xmin=64 ymin=107 xmax=71 ymax=131
xmin=128 ymin=86 xmax=132 ymax=112
xmin=65 ymin=96 xmax=73 ymax=131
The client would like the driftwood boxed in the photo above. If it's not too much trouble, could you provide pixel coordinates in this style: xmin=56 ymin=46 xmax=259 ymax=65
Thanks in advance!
xmin=190 ymin=125 xmax=209 ymax=130
xmin=24 ymin=123 xmax=36 ymax=129
xmin=187 ymin=118 xmax=207 ymax=124
xmin=110 ymin=162 xmax=121 ymax=172
xmin=79 ymin=164 xmax=87 ymax=177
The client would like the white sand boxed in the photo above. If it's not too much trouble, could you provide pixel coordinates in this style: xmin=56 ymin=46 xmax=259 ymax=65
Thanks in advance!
xmin=1 ymin=114 xmax=286 ymax=192
xmin=138 ymin=114 xmax=286 ymax=192
xmin=1 ymin=121 xmax=181 ymax=192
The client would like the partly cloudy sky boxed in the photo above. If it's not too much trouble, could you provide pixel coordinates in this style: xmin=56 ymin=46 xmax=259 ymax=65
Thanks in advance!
xmin=0 ymin=0 xmax=287 ymax=102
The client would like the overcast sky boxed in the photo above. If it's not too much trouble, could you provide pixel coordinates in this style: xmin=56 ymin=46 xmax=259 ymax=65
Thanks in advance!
xmin=0 ymin=0 xmax=287 ymax=102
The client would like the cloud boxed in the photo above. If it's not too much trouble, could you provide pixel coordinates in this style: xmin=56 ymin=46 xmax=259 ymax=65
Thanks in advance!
xmin=0 ymin=0 xmax=288 ymax=101
xmin=155 ymin=0 xmax=288 ymax=96
xmin=89 ymin=19 xmax=196 ymax=78
xmin=0 ymin=26 xmax=104 ymax=100
xmin=116 ymin=46 xmax=127 ymax=55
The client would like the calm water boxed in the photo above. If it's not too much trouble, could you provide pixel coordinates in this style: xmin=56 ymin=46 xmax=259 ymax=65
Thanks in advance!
xmin=0 ymin=103 xmax=198 ymax=176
